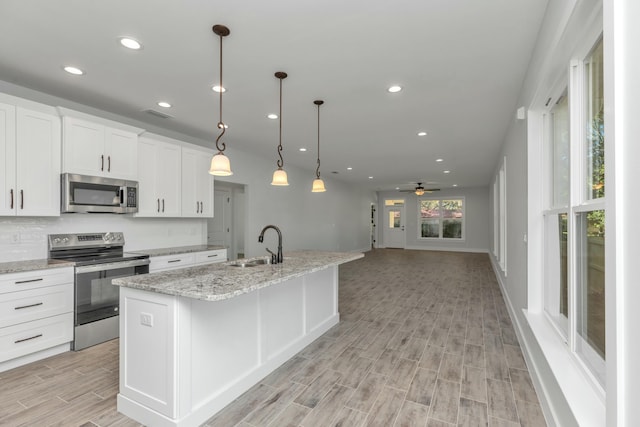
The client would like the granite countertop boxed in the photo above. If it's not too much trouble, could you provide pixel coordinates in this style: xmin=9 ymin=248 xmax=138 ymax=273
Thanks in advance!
xmin=130 ymin=245 xmax=227 ymax=257
xmin=0 ymin=258 xmax=75 ymax=275
xmin=113 ymin=250 xmax=363 ymax=301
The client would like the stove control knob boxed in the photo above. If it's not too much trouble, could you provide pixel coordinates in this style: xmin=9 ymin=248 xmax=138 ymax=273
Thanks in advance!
xmin=53 ymin=238 xmax=61 ymax=244
xmin=115 ymin=234 xmax=122 ymax=241
xmin=104 ymin=233 xmax=112 ymax=241
xmin=62 ymin=237 xmax=69 ymax=244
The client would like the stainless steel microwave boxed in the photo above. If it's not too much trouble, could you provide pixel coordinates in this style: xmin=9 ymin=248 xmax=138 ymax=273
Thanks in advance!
xmin=61 ymin=173 xmax=138 ymax=214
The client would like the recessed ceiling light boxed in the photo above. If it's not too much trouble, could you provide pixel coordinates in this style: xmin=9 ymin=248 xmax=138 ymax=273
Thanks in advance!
xmin=368 ymin=176 xmax=374 ymax=179
xmin=417 ymin=131 xmax=427 ymax=136
xmin=299 ymin=148 xmax=307 ymax=152
xmin=443 ymin=170 xmax=451 ymax=174
xmin=387 ymin=85 xmax=402 ymax=93
xmin=157 ymin=101 xmax=171 ymax=108
xmin=395 ymin=187 xmax=400 ymax=190
xmin=119 ymin=37 xmax=142 ymax=50
xmin=267 ymin=113 xmax=278 ymax=119
xmin=452 ymin=184 xmax=458 ymax=187
xmin=436 ymin=158 xmax=444 ymax=162
xmin=347 ymin=167 xmax=353 ymax=171
xmin=63 ymin=66 xmax=84 ymax=75
xmin=212 ymin=85 xmax=226 ymax=93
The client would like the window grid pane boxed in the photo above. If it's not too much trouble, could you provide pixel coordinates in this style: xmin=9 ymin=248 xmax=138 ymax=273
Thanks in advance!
xmin=585 ymin=39 xmax=604 ymax=200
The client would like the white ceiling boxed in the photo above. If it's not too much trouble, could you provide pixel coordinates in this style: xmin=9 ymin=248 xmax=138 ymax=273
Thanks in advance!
xmin=0 ymin=0 xmax=547 ymax=192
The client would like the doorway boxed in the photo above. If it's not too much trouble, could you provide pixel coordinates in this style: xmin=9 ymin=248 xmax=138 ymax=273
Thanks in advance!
xmin=383 ymin=200 xmax=406 ymax=248
xmin=207 ymin=182 xmax=245 ymax=261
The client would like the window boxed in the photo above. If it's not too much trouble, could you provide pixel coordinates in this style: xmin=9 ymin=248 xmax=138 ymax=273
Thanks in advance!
xmin=540 ymin=37 xmax=606 ymax=387
xmin=418 ymin=198 xmax=464 ymax=239
xmin=543 ymin=89 xmax=570 ymax=335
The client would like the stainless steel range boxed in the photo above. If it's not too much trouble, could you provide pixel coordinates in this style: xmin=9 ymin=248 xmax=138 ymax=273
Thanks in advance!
xmin=48 ymin=232 xmax=149 ymax=350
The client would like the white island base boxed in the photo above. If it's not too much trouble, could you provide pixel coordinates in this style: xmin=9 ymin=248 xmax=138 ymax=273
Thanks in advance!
xmin=117 ymin=266 xmax=339 ymax=427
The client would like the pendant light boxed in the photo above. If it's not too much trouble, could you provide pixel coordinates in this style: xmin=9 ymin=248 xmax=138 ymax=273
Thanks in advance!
xmin=414 ymin=183 xmax=425 ymax=196
xmin=271 ymin=71 xmax=289 ymax=186
xmin=209 ymin=24 xmax=233 ymax=176
xmin=311 ymin=100 xmax=326 ymax=193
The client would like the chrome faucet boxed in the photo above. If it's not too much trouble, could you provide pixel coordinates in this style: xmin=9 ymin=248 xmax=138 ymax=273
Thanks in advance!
xmin=258 ymin=225 xmax=283 ymax=264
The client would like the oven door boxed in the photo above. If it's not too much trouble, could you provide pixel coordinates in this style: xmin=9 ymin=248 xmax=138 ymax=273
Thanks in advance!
xmin=74 ymin=259 xmax=149 ymax=326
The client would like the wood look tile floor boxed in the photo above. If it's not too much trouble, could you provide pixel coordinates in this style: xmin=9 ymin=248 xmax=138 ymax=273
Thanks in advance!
xmin=0 ymin=249 xmax=548 ymax=427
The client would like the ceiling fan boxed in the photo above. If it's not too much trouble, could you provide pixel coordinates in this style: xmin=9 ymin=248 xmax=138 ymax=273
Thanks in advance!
xmin=398 ymin=182 xmax=440 ymax=196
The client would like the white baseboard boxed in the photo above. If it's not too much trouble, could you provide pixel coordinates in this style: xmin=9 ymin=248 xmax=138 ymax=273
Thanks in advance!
xmin=404 ymin=245 xmax=489 ymax=253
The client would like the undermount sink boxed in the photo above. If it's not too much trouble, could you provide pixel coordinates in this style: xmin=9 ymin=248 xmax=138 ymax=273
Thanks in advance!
xmin=228 ymin=258 xmax=272 ymax=268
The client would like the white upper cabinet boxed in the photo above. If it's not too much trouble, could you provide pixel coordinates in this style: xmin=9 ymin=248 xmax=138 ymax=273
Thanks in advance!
xmin=181 ymin=147 xmax=214 ymax=218
xmin=136 ymin=137 xmax=181 ymax=217
xmin=61 ymin=114 xmax=141 ymax=181
xmin=1 ymin=100 xmax=61 ymax=217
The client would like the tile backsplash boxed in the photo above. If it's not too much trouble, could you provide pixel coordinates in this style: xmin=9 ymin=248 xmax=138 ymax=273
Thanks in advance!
xmin=0 ymin=215 xmax=207 ymax=262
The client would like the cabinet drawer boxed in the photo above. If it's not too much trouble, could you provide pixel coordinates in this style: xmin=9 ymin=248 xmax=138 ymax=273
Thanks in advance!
xmin=0 ymin=268 xmax=73 ymax=294
xmin=0 ymin=284 xmax=73 ymax=329
xmin=194 ymin=249 xmax=227 ymax=265
xmin=149 ymin=254 xmax=196 ymax=273
xmin=0 ymin=312 xmax=73 ymax=363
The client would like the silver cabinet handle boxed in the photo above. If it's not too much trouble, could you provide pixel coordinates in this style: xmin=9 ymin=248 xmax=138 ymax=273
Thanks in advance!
xmin=167 ymin=259 xmax=181 ymax=263
xmin=15 ymin=302 xmax=43 ymax=310
xmin=10 ymin=189 xmax=14 ymax=209
xmin=101 ymin=154 xmax=104 ymax=171
xmin=108 ymin=155 xmax=111 ymax=172
xmin=196 ymin=201 xmax=199 ymax=213
xmin=20 ymin=189 xmax=24 ymax=209
xmin=207 ymin=254 xmax=218 ymax=258
xmin=162 ymin=199 xmax=165 ymax=212
xmin=157 ymin=198 xmax=160 ymax=213
xmin=15 ymin=334 xmax=42 ymax=344
xmin=15 ymin=278 xmax=43 ymax=285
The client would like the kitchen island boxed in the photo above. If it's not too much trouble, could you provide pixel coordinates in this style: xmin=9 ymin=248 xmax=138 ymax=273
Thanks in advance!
xmin=113 ymin=250 xmax=363 ymax=427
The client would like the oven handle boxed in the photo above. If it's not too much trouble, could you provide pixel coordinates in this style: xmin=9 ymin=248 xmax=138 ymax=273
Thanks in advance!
xmin=75 ymin=258 xmax=150 ymax=274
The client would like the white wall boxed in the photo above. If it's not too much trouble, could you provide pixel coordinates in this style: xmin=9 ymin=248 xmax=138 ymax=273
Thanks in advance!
xmin=489 ymin=1 xmax=606 ymax=426
xmin=376 ymin=186 xmax=490 ymax=253
xmin=217 ymin=145 xmax=374 ymax=257
xmin=0 ymin=80 xmax=375 ymax=262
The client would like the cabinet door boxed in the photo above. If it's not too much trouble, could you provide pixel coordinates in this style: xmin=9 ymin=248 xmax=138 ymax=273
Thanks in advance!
xmin=15 ymin=108 xmax=61 ymax=216
xmin=196 ymin=151 xmax=214 ymax=217
xmin=106 ymin=128 xmax=138 ymax=180
xmin=181 ymin=148 xmax=214 ymax=218
xmin=157 ymin=143 xmax=182 ymax=217
xmin=182 ymin=148 xmax=213 ymax=218
xmin=136 ymin=138 xmax=160 ymax=216
xmin=0 ymin=103 xmax=16 ymax=216
xmin=62 ymin=117 xmax=105 ymax=176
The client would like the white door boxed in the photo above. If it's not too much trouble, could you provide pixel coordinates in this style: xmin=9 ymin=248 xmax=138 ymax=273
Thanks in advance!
xmin=383 ymin=205 xmax=405 ymax=248
xmin=208 ymin=188 xmax=231 ymax=249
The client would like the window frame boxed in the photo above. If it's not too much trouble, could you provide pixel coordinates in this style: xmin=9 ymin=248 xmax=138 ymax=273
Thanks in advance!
xmin=416 ymin=196 xmax=465 ymax=241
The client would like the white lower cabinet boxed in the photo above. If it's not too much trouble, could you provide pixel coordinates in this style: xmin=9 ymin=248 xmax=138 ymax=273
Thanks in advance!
xmin=149 ymin=249 xmax=227 ymax=273
xmin=118 ymin=267 xmax=338 ymax=427
xmin=0 ymin=267 xmax=74 ymax=371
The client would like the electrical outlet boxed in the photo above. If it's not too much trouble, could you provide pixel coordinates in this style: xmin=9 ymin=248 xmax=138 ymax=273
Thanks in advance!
xmin=140 ymin=312 xmax=154 ymax=327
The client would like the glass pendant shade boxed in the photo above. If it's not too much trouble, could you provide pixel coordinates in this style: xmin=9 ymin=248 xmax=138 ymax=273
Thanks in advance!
xmin=312 ymin=178 xmax=326 ymax=192
xmin=209 ymin=152 xmax=233 ymax=176
xmin=271 ymin=168 xmax=289 ymax=186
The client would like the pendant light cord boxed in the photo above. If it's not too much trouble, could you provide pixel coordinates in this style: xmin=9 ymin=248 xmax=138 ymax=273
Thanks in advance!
xmin=276 ymin=73 xmax=285 ymax=169
xmin=316 ymin=102 xmax=321 ymax=179
xmin=215 ymin=29 xmax=226 ymax=153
